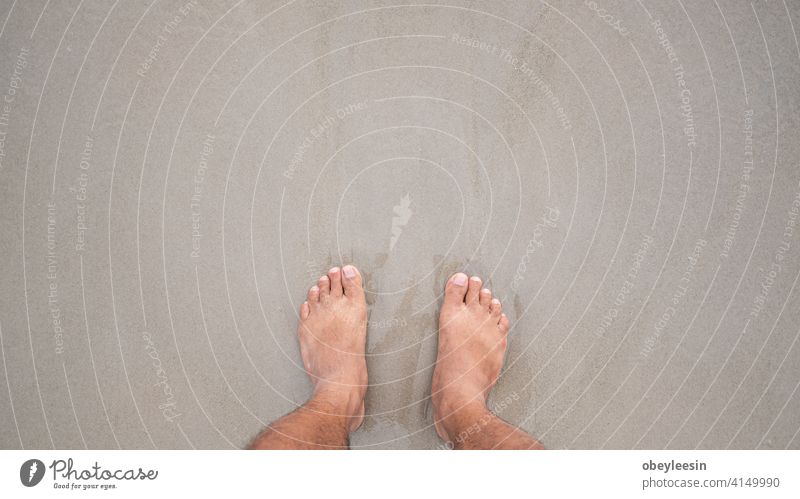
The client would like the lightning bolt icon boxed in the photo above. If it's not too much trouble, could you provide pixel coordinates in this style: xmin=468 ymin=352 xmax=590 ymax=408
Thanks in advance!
xmin=28 ymin=461 xmax=37 ymax=483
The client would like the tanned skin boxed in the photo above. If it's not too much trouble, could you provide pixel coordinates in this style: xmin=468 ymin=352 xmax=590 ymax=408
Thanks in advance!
xmin=248 ymin=266 xmax=543 ymax=450
xmin=431 ymin=273 xmax=543 ymax=449
xmin=249 ymin=265 xmax=366 ymax=449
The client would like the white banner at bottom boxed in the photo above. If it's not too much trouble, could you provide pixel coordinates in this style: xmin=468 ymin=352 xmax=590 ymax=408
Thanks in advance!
xmin=0 ymin=450 xmax=797 ymax=498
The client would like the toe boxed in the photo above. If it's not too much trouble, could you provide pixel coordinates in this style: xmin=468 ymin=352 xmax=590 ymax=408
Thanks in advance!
xmin=499 ymin=313 xmax=510 ymax=332
xmin=300 ymin=301 xmax=310 ymax=319
xmin=466 ymin=276 xmax=482 ymax=304
xmin=328 ymin=267 xmax=343 ymax=296
xmin=445 ymin=272 xmax=468 ymax=304
xmin=490 ymin=298 xmax=502 ymax=320
xmin=479 ymin=288 xmax=492 ymax=308
xmin=318 ymin=275 xmax=330 ymax=300
xmin=307 ymin=285 xmax=320 ymax=307
xmin=341 ymin=264 xmax=364 ymax=298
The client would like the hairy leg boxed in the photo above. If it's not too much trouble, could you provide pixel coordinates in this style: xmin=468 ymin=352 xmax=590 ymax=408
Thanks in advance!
xmin=248 ymin=389 xmax=358 ymax=449
xmin=432 ymin=273 xmax=544 ymax=450
xmin=436 ymin=401 xmax=544 ymax=450
xmin=248 ymin=265 xmax=368 ymax=450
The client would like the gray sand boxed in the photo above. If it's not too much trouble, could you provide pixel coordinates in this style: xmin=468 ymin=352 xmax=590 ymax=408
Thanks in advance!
xmin=0 ymin=0 xmax=798 ymax=449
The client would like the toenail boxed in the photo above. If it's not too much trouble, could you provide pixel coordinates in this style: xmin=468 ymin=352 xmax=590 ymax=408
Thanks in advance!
xmin=329 ymin=267 xmax=340 ymax=274
xmin=343 ymin=265 xmax=356 ymax=279
xmin=453 ymin=274 xmax=467 ymax=286
xmin=471 ymin=276 xmax=481 ymax=283
xmin=492 ymin=298 xmax=500 ymax=305
xmin=310 ymin=286 xmax=319 ymax=292
xmin=481 ymin=288 xmax=490 ymax=294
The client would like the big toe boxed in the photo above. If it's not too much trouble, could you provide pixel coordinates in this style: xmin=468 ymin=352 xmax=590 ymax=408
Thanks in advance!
xmin=444 ymin=272 xmax=468 ymax=305
xmin=342 ymin=265 xmax=364 ymax=298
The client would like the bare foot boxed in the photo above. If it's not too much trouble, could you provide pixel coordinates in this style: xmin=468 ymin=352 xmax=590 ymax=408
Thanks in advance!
xmin=431 ymin=273 xmax=509 ymax=441
xmin=298 ymin=265 xmax=368 ymax=432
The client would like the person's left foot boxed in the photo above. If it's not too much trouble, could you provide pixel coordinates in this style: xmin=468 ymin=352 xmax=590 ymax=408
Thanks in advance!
xmin=298 ymin=265 xmax=368 ymax=431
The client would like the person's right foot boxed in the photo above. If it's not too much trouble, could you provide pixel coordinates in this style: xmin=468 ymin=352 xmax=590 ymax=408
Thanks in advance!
xmin=431 ymin=272 xmax=510 ymax=441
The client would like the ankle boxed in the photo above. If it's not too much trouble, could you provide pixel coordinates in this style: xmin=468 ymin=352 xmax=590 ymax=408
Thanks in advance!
xmin=311 ymin=384 xmax=364 ymax=420
xmin=433 ymin=394 xmax=490 ymax=442
xmin=432 ymin=385 xmax=487 ymax=417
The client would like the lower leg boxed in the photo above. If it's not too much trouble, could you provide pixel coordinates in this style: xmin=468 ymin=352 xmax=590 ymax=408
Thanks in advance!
xmin=248 ymin=387 xmax=361 ymax=449
xmin=436 ymin=399 xmax=543 ymax=450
